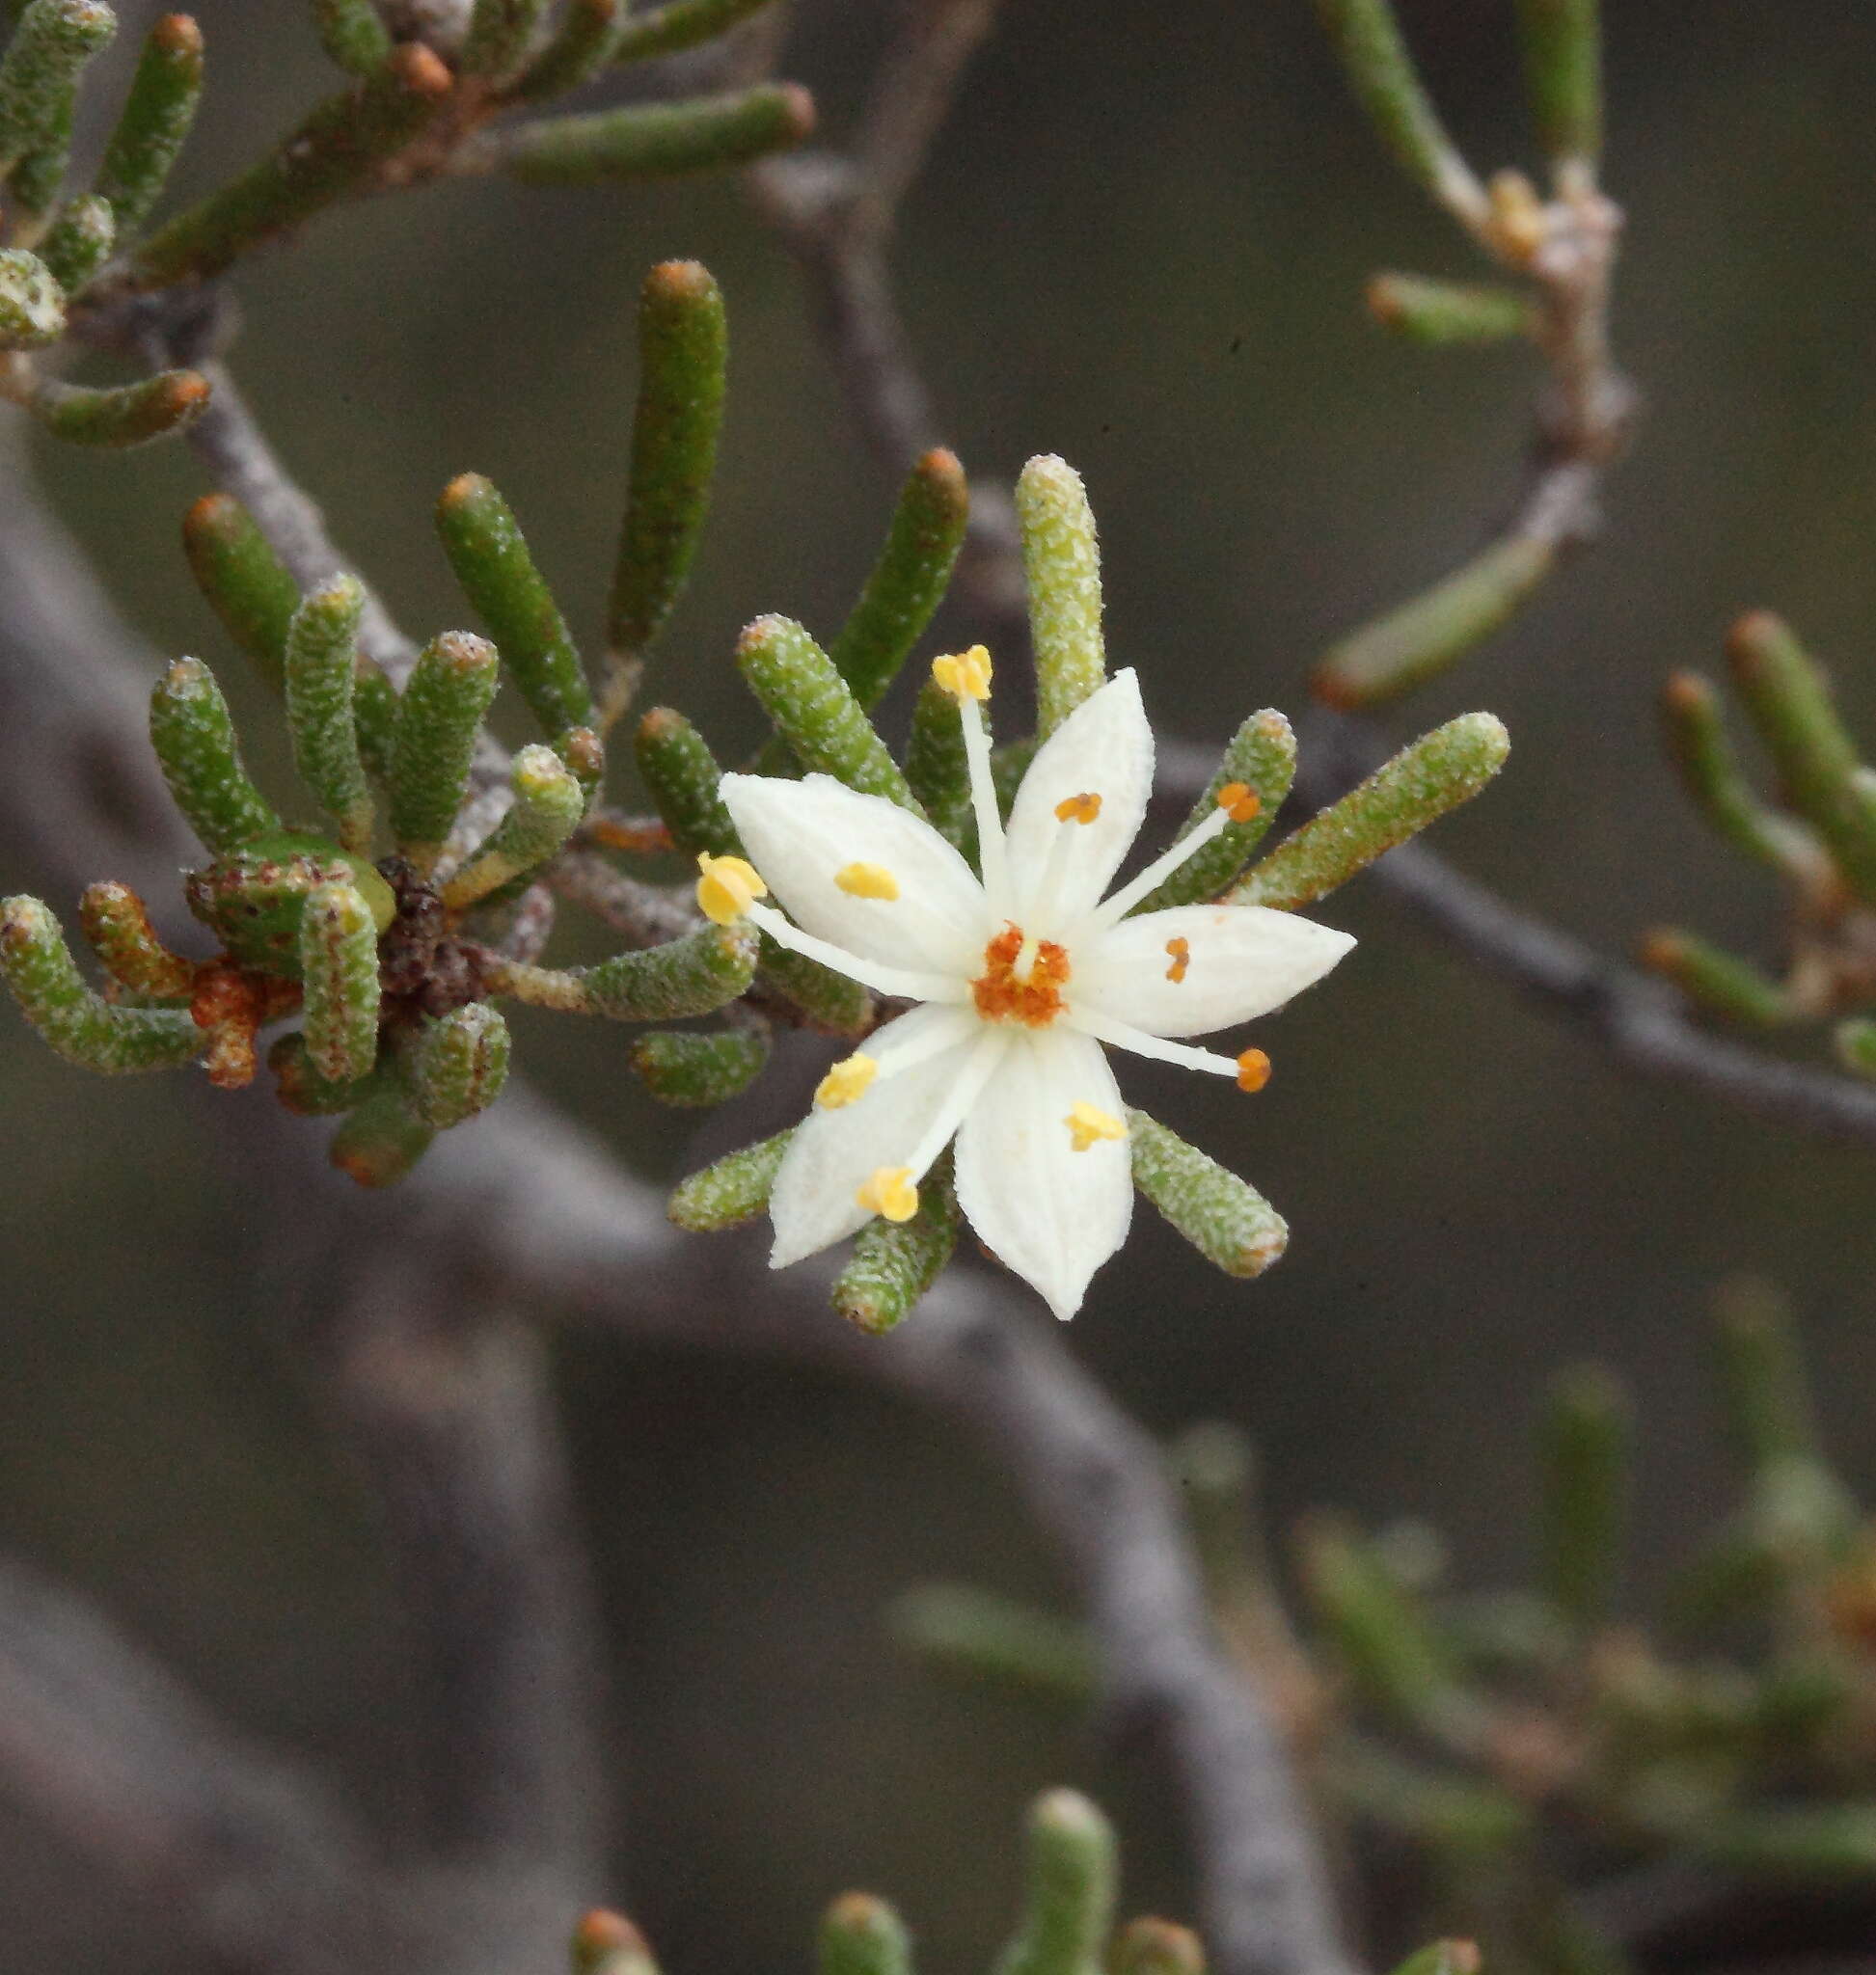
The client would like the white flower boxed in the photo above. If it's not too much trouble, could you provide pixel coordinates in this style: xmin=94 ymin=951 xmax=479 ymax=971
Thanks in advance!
xmin=710 ymin=650 xmax=1355 ymax=1320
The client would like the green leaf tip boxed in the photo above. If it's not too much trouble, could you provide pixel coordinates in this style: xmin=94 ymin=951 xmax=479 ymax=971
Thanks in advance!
xmin=0 ymin=893 xmax=202 ymax=1073
xmin=994 ymin=1788 xmax=1117 ymax=1975
xmin=1111 ymin=1919 xmax=1207 ymax=1975
xmin=312 ymin=0 xmax=393 ymax=77
xmin=436 ymin=471 xmax=593 ymax=743
xmin=35 ymin=191 xmax=114 ymax=291
xmin=406 ymin=1002 xmax=511 ymax=1128
xmin=1234 ymin=713 xmax=1509 ymax=911
xmin=832 ymin=446 xmax=970 ymax=712
xmin=0 ymin=247 xmax=65 ymax=348
xmin=511 ymin=0 xmax=623 ymax=103
xmin=1128 ymin=1111 xmax=1288 ymax=1279
xmin=1639 ymin=928 xmax=1791 ymax=1029
xmin=630 ymin=1026 xmax=768 ymax=1107
xmin=460 ymin=0 xmax=548 ymax=79
xmin=1313 ymin=536 xmax=1554 ymax=708
xmin=328 ymin=1061 xmax=434 ymax=1187
xmin=737 ymin=613 xmax=919 ymax=811
xmin=818 ymin=1894 xmax=912 ymax=1975
xmin=1389 ymin=1943 xmax=1482 ymax=1975
xmin=500 ymin=82 xmax=813 ymax=186
xmin=1017 ymin=453 xmax=1105 ymax=737
xmin=608 ymin=257 xmax=727 ymax=668
xmin=635 ymin=706 xmax=736 ymax=856
xmin=572 ymin=1909 xmax=661 ymax=1975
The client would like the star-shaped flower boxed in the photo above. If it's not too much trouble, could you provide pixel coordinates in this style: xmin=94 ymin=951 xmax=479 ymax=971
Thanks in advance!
xmin=703 ymin=649 xmax=1355 ymax=1319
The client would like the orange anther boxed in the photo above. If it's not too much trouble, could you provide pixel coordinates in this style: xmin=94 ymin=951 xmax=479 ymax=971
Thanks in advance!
xmin=1215 ymin=782 xmax=1261 ymax=825
xmin=1164 ymin=935 xmax=1190 ymax=984
xmin=1236 ymin=1047 xmax=1271 ymax=1094
xmin=1054 ymin=792 xmax=1103 ymax=825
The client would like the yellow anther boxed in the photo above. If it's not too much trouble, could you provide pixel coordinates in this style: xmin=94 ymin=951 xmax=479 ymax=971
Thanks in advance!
xmin=1064 ymin=1100 xmax=1128 ymax=1153
xmin=856 ymin=1165 xmax=919 ymax=1222
xmin=1054 ymin=792 xmax=1103 ymax=825
xmin=931 ymin=643 xmax=992 ymax=702
xmin=1164 ymin=935 xmax=1191 ymax=984
xmin=1236 ymin=1047 xmax=1272 ymax=1094
xmin=834 ymin=861 xmax=900 ymax=901
xmin=1215 ymin=781 xmax=1261 ymax=825
xmin=694 ymin=852 xmax=767 ymax=926
xmin=814 ymin=1053 xmax=878 ymax=1109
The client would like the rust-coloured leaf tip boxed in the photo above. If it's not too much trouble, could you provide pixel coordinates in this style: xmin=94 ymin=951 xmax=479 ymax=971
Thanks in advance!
xmin=153 ymin=14 xmax=204 ymax=54
xmin=646 ymin=258 xmax=718 ymax=300
xmin=391 ymin=41 xmax=455 ymax=97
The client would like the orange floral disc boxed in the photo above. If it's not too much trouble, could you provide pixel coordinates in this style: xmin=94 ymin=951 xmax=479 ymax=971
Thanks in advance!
xmin=972 ymin=923 xmax=1071 ymax=1026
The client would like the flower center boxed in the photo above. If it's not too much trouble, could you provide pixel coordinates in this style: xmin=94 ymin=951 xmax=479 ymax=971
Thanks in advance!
xmin=972 ymin=922 xmax=1070 ymax=1026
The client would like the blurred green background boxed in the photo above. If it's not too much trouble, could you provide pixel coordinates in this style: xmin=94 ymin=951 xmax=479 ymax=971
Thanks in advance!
xmin=5 ymin=1 xmax=1876 ymax=1968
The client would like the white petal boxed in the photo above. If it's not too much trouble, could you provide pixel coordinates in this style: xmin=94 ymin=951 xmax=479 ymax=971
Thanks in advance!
xmin=721 ymin=772 xmax=990 ymax=976
xmin=769 ymin=1003 xmax=981 ymax=1269
xmin=1071 ymin=904 xmax=1354 ymax=1039
xmin=1004 ymin=669 xmax=1154 ymax=932
xmin=952 ymin=1027 xmax=1133 ymax=1320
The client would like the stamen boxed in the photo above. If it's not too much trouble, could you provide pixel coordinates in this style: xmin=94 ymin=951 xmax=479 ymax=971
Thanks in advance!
xmin=1164 ymin=936 xmax=1190 ymax=984
xmin=931 ymin=645 xmax=992 ymax=702
xmin=1085 ymin=803 xmax=1234 ymax=931
xmin=1054 ymin=792 xmax=1102 ymax=825
xmin=1215 ymin=782 xmax=1261 ymax=825
xmin=744 ymin=900 xmax=969 ymax=1005
xmin=815 ymin=1053 xmax=878 ymax=1108
xmin=1065 ymin=1004 xmax=1243 ymax=1078
xmin=1064 ymin=1100 xmax=1127 ymax=1151
xmin=834 ymin=861 xmax=900 ymax=901
xmin=695 ymin=852 xmax=767 ymax=925
xmin=1236 ymin=1047 xmax=1272 ymax=1093
xmin=954 ymin=684 xmax=1011 ymax=917
xmin=856 ymin=1166 xmax=919 ymax=1222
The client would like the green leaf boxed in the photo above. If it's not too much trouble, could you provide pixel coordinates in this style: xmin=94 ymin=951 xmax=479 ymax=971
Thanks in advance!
xmin=405 ymin=1002 xmax=511 ymax=1128
xmin=34 ymin=190 xmax=113 ymax=291
xmin=1017 ymin=454 xmax=1104 ymax=737
xmin=284 ymin=574 xmax=374 ymax=852
xmin=992 ymin=1792 xmax=1117 ymax=1975
xmin=149 ymin=655 xmax=282 ymax=853
xmin=500 ymin=83 xmax=813 ymax=184
xmin=831 ymin=446 xmax=969 ymax=711
xmin=1639 ymin=928 xmax=1792 ymax=1028
xmin=89 ymin=8 xmax=203 ymax=232
xmin=1537 ymin=1364 xmax=1630 ymax=1632
xmin=1128 ymin=1110 xmax=1287 ymax=1278
xmin=31 ymin=366 xmax=209 ymax=446
xmin=1232 ymin=713 xmax=1509 ymax=910
xmin=77 ymin=880 xmax=194 ymax=998
xmin=511 ymin=0 xmax=622 ymax=101
xmin=442 ymin=743 xmax=585 ymax=908
xmin=1513 ymin=0 xmax=1600 ymax=168
xmin=1366 ymin=272 xmax=1533 ymax=346
xmin=297 ymin=879 xmax=381 ymax=1084
xmin=1111 ymin=1920 xmax=1207 ymax=1975
xmin=737 ymin=613 xmax=918 ymax=810
xmin=0 ymin=245 xmax=65 ymax=346
xmin=390 ymin=630 xmax=501 ymax=872
xmin=436 ymin=472 xmax=593 ymax=742
xmin=611 ymin=0 xmax=778 ymax=65
xmin=634 ymin=705 xmax=736 ymax=855
xmin=0 ymin=893 xmax=201 ymax=1073
xmin=1133 ymin=711 xmax=1294 ymax=914
xmin=668 ymin=1126 xmax=793 ymax=1231
xmin=905 ymin=675 xmax=972 ymax=849
xmin=0 ymin=0 xmax=117 ymax=219
xmin=131 ymin=43 xmax=453 ymax=287
xmin=630 ymin=1025 xmax=769 ymax=1107
xmin=460 ymin=0 xmax=546 ymax=78
xmin=832 ymin=1150 xmax=957 ymax=1334
xmin=182 ymin=492 xmax=301 ymax=693
xmin=310 ymin=0 xmax=393 ymax=76
xmin=818 ymin=1897 xmax=911 ymax=1975
xmin=328 ymin=1059 xmax=434 ymax=1187
xmin=1312 ymin=535 xmax=1554 ymax=707
xmin=887 ymin=1583 xmax=1096 ymax=1704
xmin=268 ymin=1029 xmax=373 ymax=1115
xmin=607 ymin=257 xmax=725 ymax=675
